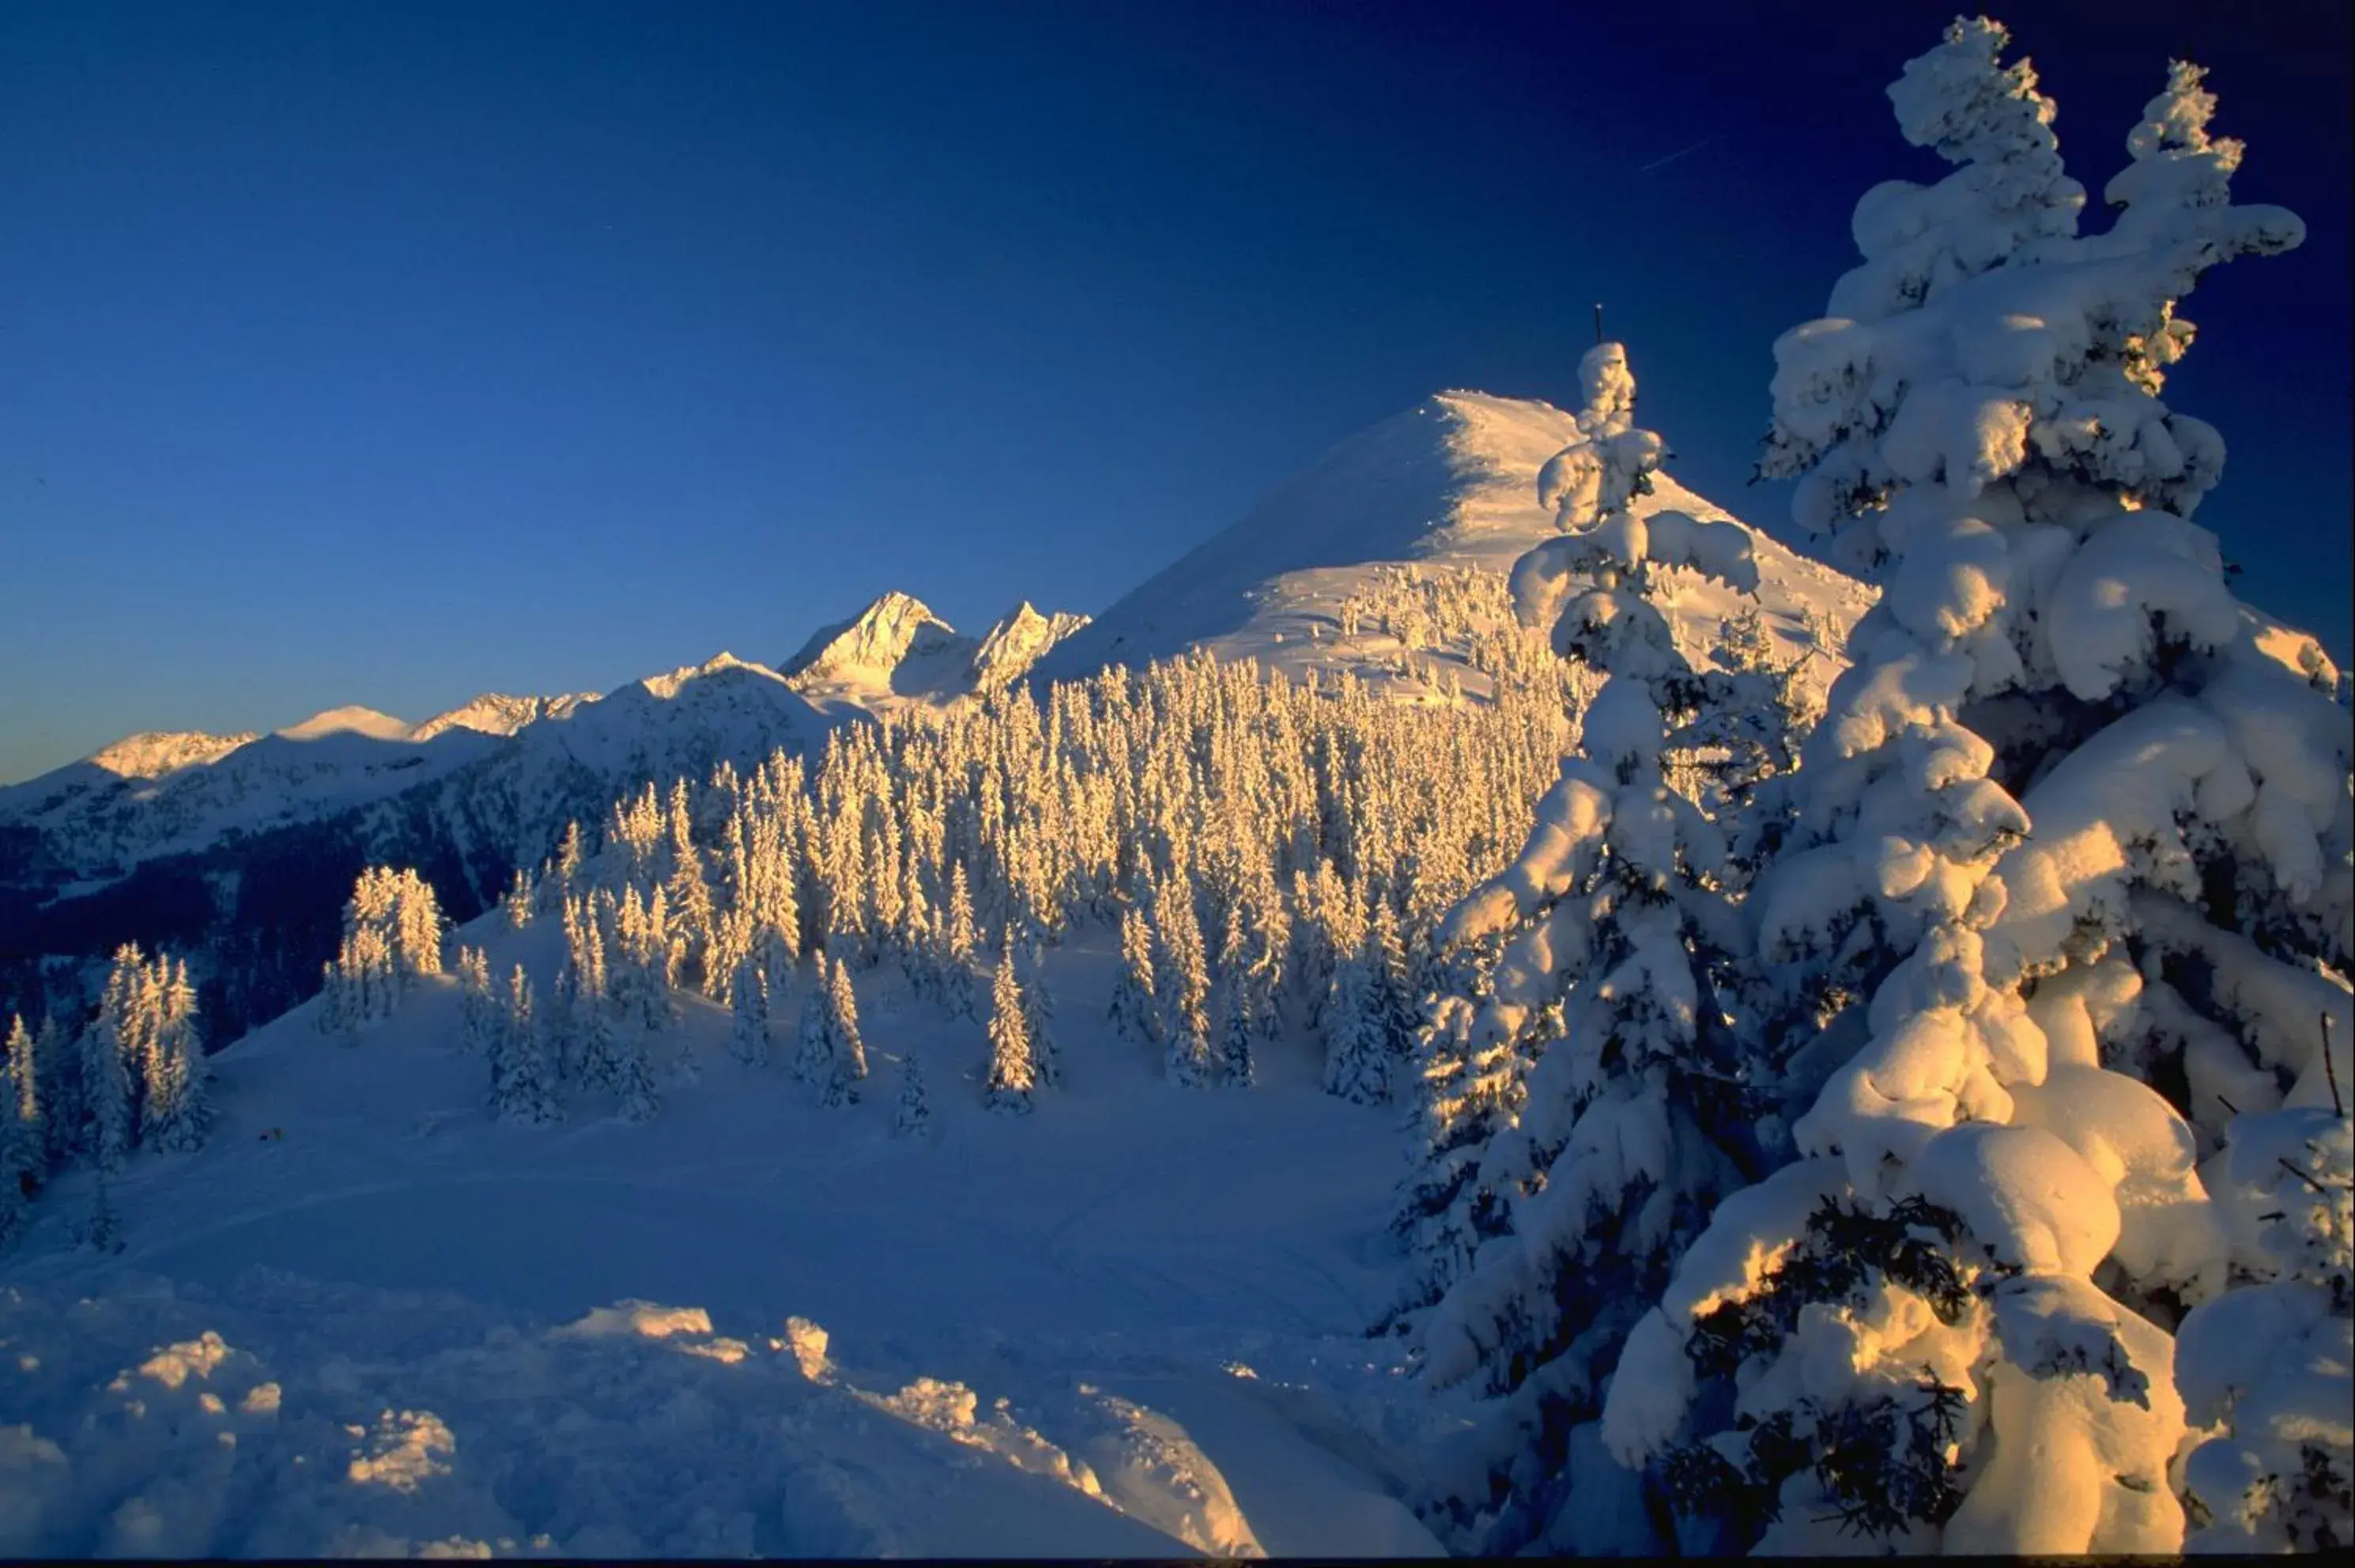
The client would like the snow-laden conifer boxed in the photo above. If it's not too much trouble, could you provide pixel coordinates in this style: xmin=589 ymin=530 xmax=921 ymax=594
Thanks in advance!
xmin=388 ymin=869 xmax=445 ymax=982
xmin=1400 ymin=325 xmax=1775 ymax=1552
xmin=893 ymin=1053 xmax=932 ymax=1139
xmin=1217 ymin=962 xmax=1256 ymax=1089
xmin=984 ymin=936 xmax=1037 ymax=1114
xmin=319 ymin=866 xmax=443 ymax=1029
xmin=1381 ymin=933 xmax=1523 ymax=1332
xmin=610 ymin=1017 xmax=659 ymax=1124
xmin=1591 ymin=22 xmax=2328 ymax=1556
xmin=1109 ymin=901 xmax=1161 ymax=1048
xmin=1320 ymin=940 xmax=1390 ymax=1106
xmin=142 ymin=958 xmax=209 ymax=1154
xmin=503 ymin=866 xmax=535 ymax=929
xmin=81 ymin=1168 xmax=122 ymax=1253
xmin=489 ymin=965 xmax=560 ymax=1125
xmin=663 ymin=781 xmax=717 ymax=995
xmin=0 ymin=1015 xmax=38 ymax=1244
xmin=821 ymin=956 xmax=868 ymax=1107
xmin=33 ymin=1016 xmax=77 ymax=1170
xmin=727 ymin=951 xmax=770 ymax=1068
xmin=1155 ymin=875 xmax=1213 ymax=1087
xmin=85 ymin=944 xmax=144 ymax=1169
xmin=938 ymin=862 xmax=979 ymax=1020
xmin=1017 ymin=936 xmax=1060 ymax=1089
xmin=456 ymin=945 xmax=494 ymax=1056
xmin=794 ymin=961 xmax=832 ymax=1090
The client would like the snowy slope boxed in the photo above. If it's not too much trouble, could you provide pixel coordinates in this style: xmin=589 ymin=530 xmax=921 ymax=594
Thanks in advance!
xmin=0 ymin=911 xmax=1453 ymax=1559
xmin=779 ymin=592 xmax=1090 ymax=709
xmin=1032 ymin=390 xmax=1873 ymax=702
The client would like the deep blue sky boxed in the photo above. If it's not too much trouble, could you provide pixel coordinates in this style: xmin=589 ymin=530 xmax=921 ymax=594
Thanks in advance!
xmin=2 ymin=0 xmax=2346 ymax=783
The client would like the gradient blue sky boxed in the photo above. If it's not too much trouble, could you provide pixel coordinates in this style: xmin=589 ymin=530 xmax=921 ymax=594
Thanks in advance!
xmin=2 ymin=0 xmax=2346 ymax=783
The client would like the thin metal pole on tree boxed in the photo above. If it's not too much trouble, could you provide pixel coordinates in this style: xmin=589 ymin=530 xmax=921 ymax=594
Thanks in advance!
xmin=1594 ymin=303 xmax=1604 ymax=345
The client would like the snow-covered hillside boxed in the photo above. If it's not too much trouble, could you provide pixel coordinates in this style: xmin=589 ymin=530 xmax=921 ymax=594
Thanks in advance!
xmin=0 ymin=908 xmax=1451 ymax=1559
xmin=1032 ymin=390 xmax=1873 ymax=703
xmin=780 ymin=592 xmax=1090 ymax=708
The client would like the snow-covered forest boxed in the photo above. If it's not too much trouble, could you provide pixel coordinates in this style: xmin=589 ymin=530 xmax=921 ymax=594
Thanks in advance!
xmin=2 ymin=13 xmax=2347 ymax=1560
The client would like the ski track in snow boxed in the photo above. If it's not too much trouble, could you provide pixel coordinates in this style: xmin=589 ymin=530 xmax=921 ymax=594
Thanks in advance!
xmin=0 ymin=911 xmax=1450 ymax=1559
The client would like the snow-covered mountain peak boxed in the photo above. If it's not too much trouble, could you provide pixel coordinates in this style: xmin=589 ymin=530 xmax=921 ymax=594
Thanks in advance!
xmin=777 ymin=592 xmax=1089 ymax=709
xmin=972 ymin=601 xmax=1093 ymax=692
xmin=1031 ymin=389 xmax=1873 ymax=703
xmin=409 ymin=691 xmax=600 ymax=744
xmin=275 ymin=704 xmax=415 ymax=743
xmin=84 ymin=728 xmax=261 ymax=779
xmin=634 ymin=650 xmax=794 ymax=702
xmin=779 ymin=591 xmax=962 ymax=684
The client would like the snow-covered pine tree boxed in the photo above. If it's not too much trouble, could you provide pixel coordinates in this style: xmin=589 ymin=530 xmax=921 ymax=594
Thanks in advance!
xmin=610 ymin=1015 xmax=660 ymax=1124
xmin=143 ymin=958 xmax=209 ymax=1154
xmin=1368 ymin=896 xmax=1417 ymax=1067
xmin=459 ymin=941 xmax=496 ymax=1050
xmin=1321 ymin=934 xmax=1391 ymax=1106
xmin=1109 ymin=900 xmax=1161 ymax=1048
xmin=610 ymin=884 xmax=674 ymax=1033
xmin=1381 ymin=931 xmax=1523 ymax=1334
xmin=1398 ymin=326 xmax=1771 ymax=1551
xmin=389 ymin=868 xmax=445 ymax=985
xmin=456 ymin=944 xmax=494 ymax=1055
xmin=1017 ymin=936 xmax=1060 ymax=1089
xmin=821 ymin=956 xmax=868 ymax=1107
xmin=320 ymin=867 xmax=437 ymax=1028
xmin=1241 ymin=870 xmax=1292 ymax=1042
xmin=2174 ymin=1073 xmax=2350 ymax=1550
xmin=1217 ymin=959 xmax=1256 ymax=1088
xmin=556 ymin=895 xmax=622 ymax=1093
xmin=939 ymin=861 xmax=979 ymax=1020
xmin=315 ymin=957 xmax=348 ymax=1035
xmin=489 ymin=964 xmax=560 ymax=1125
xmin=85 ymin=944 xmax=143 ymax=1169
xmin=663 ymin=782 xmax=717 ymax=996
xmin=985 ymin=936 xmax=1037 ymax=1114
xmin=81 ymin=1167 xmax=122 ymax=1253
xmin=504 ymin=865 xmax=536 ymax=929
xmin=794 ymin=959 xmax=834 ymax=1090
xmin=1596 ymin=21 xmax=2329 ymax=1557
xmin=1156 ymin=873 xmax=1214 ymax=1087
xmin=0 ymin=1015 xmax=38 ymax=1244
xmin=1685 ymin=605 xmax=1809 ymax=829
xmin=33 ymin=1016 xmax=77 ymax=1172
xmin=753 ymin=923 xmax=795 ymax=1020
xmin=893 ymin=1053 xmax=932 ymax=1139
xmin=727 ymin=951 xmax=770 ymax=1068
xmin=543 ymin=820 xmax=587 ymax=913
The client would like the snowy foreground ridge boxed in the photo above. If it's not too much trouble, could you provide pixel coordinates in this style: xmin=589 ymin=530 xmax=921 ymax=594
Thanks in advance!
xmin=0 ymin=942 xmax=1447 ymax=1559
xmin=4 ymin=13 xmax=2353 ymax=1562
